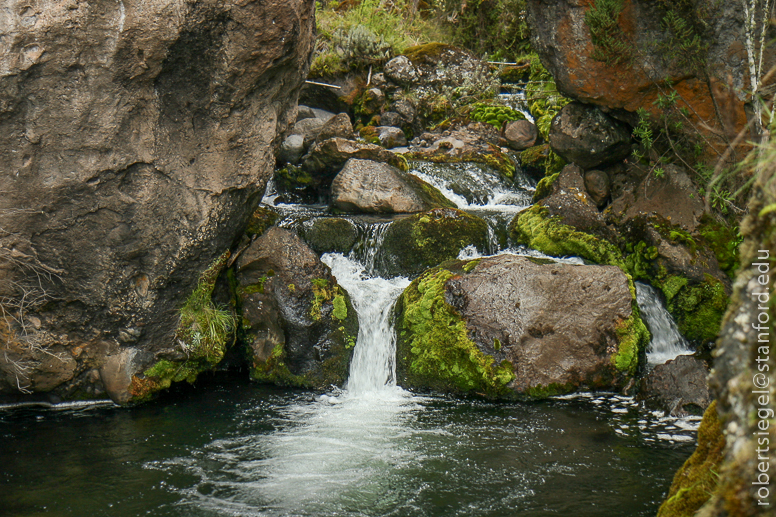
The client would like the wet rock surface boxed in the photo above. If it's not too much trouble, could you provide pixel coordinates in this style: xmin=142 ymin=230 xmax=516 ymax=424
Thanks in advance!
xmin=639 ymin=355 xmax=711 ymax=417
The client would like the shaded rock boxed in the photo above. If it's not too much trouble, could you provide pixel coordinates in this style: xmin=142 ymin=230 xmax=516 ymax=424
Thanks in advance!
xmin=301 ymin=137 xmax=405 ymax=179
xmin=384 ymin=55 xmax=419 ymax=86
xmin=584 ymin=169 xmax=611 ymax=208
xmin=304 ymin=218 xmax=359 ymax=255
xmin=0 ymin=0 xmax=315 ymax=402
xmin=503 ymin=120 xmax=538 ymax=151
xmin=639 ymin=355 xmax=710 ymax=416
xmin=549 ymin=101 xmax=632 ymax=169
xmin=360 ymin=88 xmax=386 ymax=116
xmin=376 ymin=126 xmax=408 ymax=148
xmin=392 ymin=99 xmax=417 ymax=124
xmin=290 ymin=117 xmax=326 ymax=149
xmin=315 ymin=112 xmax=354 ymax=143
xmin=380 ymin=111 xmax=403 ymax=128
xmin=236 ymin=228 xmax=358 ymax=388
xmin=331 ymin=159 xmax=453 ymax=214
xmin=278 ymin=134 xmax=305 ymax=164
xmin=378 ymin=208 xmax=489 ymax=278
xmin=541 ymin=164 xmax=614 ymax=239
xmin=296 ymin=105 xmax=317 ymax=122
xmin=395 ymin=255 xmax=647 ymax=398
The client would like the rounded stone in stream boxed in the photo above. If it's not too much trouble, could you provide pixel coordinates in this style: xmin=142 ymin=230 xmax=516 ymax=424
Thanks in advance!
xmin=315 ymin=112 xmax=354 ymax=143
xmin=503 ymin=120 xmax=538 ymax=151
xmin=394 ymin=254 xmax=647 ymax=398
xmin=638 ymin=355 xmax=710 ymax=417
xmin=377 ymin=208 xmax=489 ymax=278
xmin=304 ymin=218 xmax=359 ymax=255
xmin=331 ymin=158 xmax=454 ymax=214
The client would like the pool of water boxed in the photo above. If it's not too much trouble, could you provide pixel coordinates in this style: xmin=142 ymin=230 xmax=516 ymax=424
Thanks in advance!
xmin=1 ymin=376 xmax=694 ymax=517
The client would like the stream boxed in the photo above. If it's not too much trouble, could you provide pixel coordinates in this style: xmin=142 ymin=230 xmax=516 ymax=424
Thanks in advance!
xmin=0 ymin=160 xmax=700 ymax=516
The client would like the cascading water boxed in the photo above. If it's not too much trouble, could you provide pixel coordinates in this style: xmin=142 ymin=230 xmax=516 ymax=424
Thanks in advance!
xmin=322 ymin=253 xmax=410 ymax=393
xmin=635 ymin=282 xmax=693 ymax=365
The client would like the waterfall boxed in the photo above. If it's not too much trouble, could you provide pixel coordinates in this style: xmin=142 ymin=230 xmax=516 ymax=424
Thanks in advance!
xmin=348 ymin=221 xmax=393 ymax=277
xmin=635 ymin=282 xmax=693 ymax=365
xmin=322 ymin=253 xmax=410 ymax=394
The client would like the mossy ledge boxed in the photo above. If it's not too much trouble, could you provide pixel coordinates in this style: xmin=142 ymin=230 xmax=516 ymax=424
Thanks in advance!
xmin=394 ymin=264 xmax=516 ymax=398
xmin=129 ymin=252 xmax=235 ymax=403
xmin=657 ymin=401 xmax=725 ymax=516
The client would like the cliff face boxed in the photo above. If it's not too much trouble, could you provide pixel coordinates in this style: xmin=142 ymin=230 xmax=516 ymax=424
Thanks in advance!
xmin=0 ymin=0 xmax=315 ymax=402
xmin=525 ymin=0 xmax=771 ymax=144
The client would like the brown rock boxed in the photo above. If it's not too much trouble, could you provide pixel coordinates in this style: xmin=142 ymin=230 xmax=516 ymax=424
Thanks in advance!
xmin=584 ymin=169 xmax=611 ymax=207
xmin=0 ymin=0 xmax=315 ymax=402
xmin=315 ymin=112 xmax=354 ymax=143
xmin=301 ymin=137 xmax=405 ymax=178
xmin=639 ymin=355 xmax=710 ymax=416
xmin=503 ymin=120 xmax=539 ymax=150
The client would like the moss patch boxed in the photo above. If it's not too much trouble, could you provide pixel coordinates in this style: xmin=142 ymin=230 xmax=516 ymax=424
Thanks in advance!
xmin=657 ymin=401 xmax=724 ymax=517
xmin=532 ymin=172 xmax=559 ymax=203
xmin=402 ymin=42 xmax=456 ymax=64
xmin=249 ymin=344 xmax=310 ymax=387
xmin=395 ymin=267 xmax=515 ymax=397
xmin=245 ymin=207 xmax=279 ymax=237
xmin=525 ymin=382 xmax=575 ymax=399
xmin=613 ymin=310 xmax=649 ymax=373
xmin=381 ymin=208 xmax=489 ymax=277
xmin=660 ymin=274 xmax=728 ymax=344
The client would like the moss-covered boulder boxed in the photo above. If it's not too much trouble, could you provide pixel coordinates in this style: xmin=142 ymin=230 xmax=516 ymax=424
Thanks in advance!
xmin=519 ymin=143 xmax=566 ymax=181
xmin=657 ymin=401 xmax=725 ymax=517
xmin=235 ymin=227 xmax=358 ymax=388
xmin=378 ymin=208 xmax=489 ymax=278
xmin=303 ymin=217 xmax=359 ymax=255
xmin=331 ymin=159 xmax=455 ymax=214
xmin=394 ymin=255 xmax=648 ymax=399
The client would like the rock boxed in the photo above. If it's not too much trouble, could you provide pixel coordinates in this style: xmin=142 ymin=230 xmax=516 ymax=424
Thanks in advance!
xmin=584 ymin=169 xmax=611 ymax=207
xmin=235 ymin=228 xmax=358 ymax=388
xmin=296 ymin=105 xmax=317 ymax=122
xmin=549 ymin=102 xmax=632 ymax=169
xmin=392 ymin=99 xmax=417 ymax=124
xmin=639 ymin=355 xmax=710 ymax=416
xmin=370 ymin=72 xmax=388 ymax=88
xmin=378 ymin=208 xmax=489 ymax=278
xmin=360 ymin=88 xmax=386 ymax=116
xmin=376 ymin=126 xmax=408 ymax=148
xmin=304 ymin=218 xmax=359 ymax=255
xmin=540 ymin=164 xmax=613 ymax=239
xmin=290 ymin=117 xmax=327 ymax=149
xmin=395 ymin=255 xmax=647 ymax=398
xmin=278 ymin=134 xmax=306 ymax=164
xmin=503 ymin=120 xmax=539 ymax=151
xmin=384 ymin=55 xmax=419 ymax=86
xmin=301 ymin=137 xmax=406 ymax=179
xmin=0 ymin=0 xmax=315 ymax=403
xmin=380 ymin=111 xmax=404 ymax=128
xmin=315 ymin=112 xmax=354 ymax=143
xmin=331 ymin=159 xmax=454 ymax=214
xmin=526 ymin=0 xmax=757 ymax=144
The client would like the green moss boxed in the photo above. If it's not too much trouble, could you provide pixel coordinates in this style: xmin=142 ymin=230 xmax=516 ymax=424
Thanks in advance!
xmin=402 ymin=42 xmax=455 ymax=64
xmin=510 ymin=205 xmax=627 ymax=269
xmin=462 ymin=258 xmax=482 ymax=273
xmin=657 ymin=401 xmax=724 ymax=517
xmin=404 ymin=174 xmax=458 ymax=209
xmin=381 ymin=208 xmax=489 ymax=277
xmin=332 ymin=294 xmax=348 ymax=321
xmin=613 ymin=309 xmax=649 ymax=373
xmin=532 ymin=172 xmax=558 ymax=203
xmin=698 ymin=217 xmax=743 ymax=278
xmin=395 ymin=267 xmax=515 ymax=397
xmin=309 ymin=52 xmax=348 ymax=79
xmin=664 ymin=274 xmax=728 ymax=344
xmin=359 ymin=126 xmax=381 ymax=146
xmin=520 ymin=144 xmax=567 ymax=180
xmin=470 ymin=102 xmax=526 ymax=129
xmin=304 ymin=217 xmax=359 ymax=255
xmin=249 ymin=344 xmax=311 ymax=387
xmin=245 ymin=207 xmax=279 ymax=237
xmin=310 ymin=278 xmax=334 ymax=321
xmin=525 ymin=382 xmax=575 ymax=399
xmin=623 ymin=241 xmax=658 ymax=280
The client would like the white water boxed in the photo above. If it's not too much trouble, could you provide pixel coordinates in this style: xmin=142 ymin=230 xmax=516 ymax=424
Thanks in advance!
xmin=322 ymin=253 xmax=410 ymax=394
xmin=635 ymin=282 xmax=693 ymax=365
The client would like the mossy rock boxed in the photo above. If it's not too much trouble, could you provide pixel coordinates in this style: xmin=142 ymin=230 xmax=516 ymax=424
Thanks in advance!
xmin=304 ymin=217 xmax=359 ymax=255
xmin=532 ymin=172 xmax=558 ymax=203
xmin=402 ymin=42 xmax=458 ymax=64
xmin=697 ymin=216 xmax=742 ymax=278
xmin=519 ymin=144 xmax=566 ymax=180
xmin=379 ymin=208 xmax=489 ymax=278
xmin=245 ymin=207 xmax=279 ymax=237
xmin=469 ymin=102 xmax=526 ymax=130
xmin=394 ymin=263 xmax=516 ymax=398
xmin=657 ymin=401 xmax=725 ymax=517
xmin=656 ymin=273 xmax=728 ymax=345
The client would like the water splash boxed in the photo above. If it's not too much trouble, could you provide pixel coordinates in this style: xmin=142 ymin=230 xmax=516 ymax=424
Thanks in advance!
xmin=322 ymin=253 xmax=410 ymax=394
xmin=635 ymin=282 xmax=693 ymax=365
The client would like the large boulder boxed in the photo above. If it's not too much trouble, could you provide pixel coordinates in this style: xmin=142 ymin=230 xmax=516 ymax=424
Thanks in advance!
xmin=0 ymin=0 xmax=315 ymax=403
xmin=526 ymin=0 xmax=763 ymax=144
xmin=394 ymin=255 xmax=648 ymax=398
xmin=378 ymin=208 xmax=489 ymax=278
xmin=331 ymin=159 xmax=454 ymax=214
xmin=639 ymin=355 xmax=711 ymax=416
xmin=235 ymin=228 xmax=359 ymax=388
xmin=549 ymin=101 xmax=632 ymax=169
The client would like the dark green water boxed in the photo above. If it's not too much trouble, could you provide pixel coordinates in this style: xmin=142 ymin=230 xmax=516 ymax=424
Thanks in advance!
xmin=1 ymin=376 xmax=694 ymax=517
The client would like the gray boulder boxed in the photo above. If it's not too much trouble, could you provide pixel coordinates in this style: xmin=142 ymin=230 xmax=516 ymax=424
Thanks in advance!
xmin=291 ymin=117 xmax=327 ymax=149
xmin=331 ymin=159 xmax=453 ymax=214
xmin=549 ymin=101 xmax=632 ymax=169
xmin=278 ymin=134 xmax=306 ymax=164
xmin=503 ymin=120 xmax=539 ymax=150
xmin=376 ymin=126 xmax=408 ymax=148
xmin=639 ymin=355 xmax=711 ymax=416
xmin=315 ymin=112 xmax=354 ymax=143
